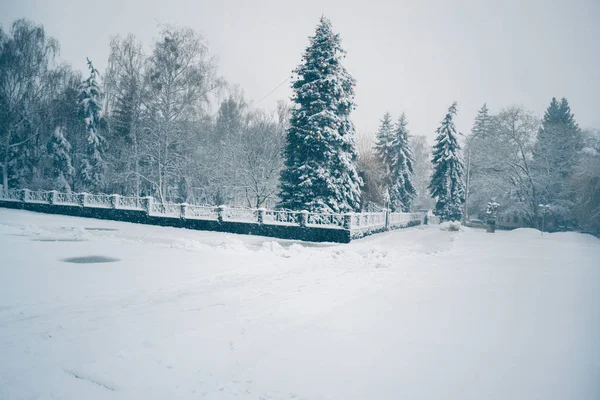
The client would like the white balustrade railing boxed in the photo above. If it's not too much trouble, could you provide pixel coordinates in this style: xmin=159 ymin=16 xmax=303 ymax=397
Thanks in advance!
xmin=119 ymin=196 xmax=143 ymax=210
xmin=262 ymin=209 xmax=301 ymax=225
xmin=86 ymin=194 xmax=112 ymax=208
xmin=56 ymin=192 xmax=79 ymax=205
xmin=3 ymin=189 xmax=22 ymax=201
xmin=388 ymin=212 xmax=423 ymax=228
xmin=352 ymin=212 xmax=386 ymax=229
xmin=349 ymin=212 xmax=387 ymax=238
xmin=223 ymin=207 xmax=258 ymax=223
xmin=307 ymin=212 xmax=345 ymax=228
xmin=28 ymin=190 xmax=48 ymax=203
xmin=187 ymin=204 xmax=218 ymax=220
xmin=389 ymin=212 xmax=410 ymax=225
xmin=0 ymin=188 xmax=427 ymax=239
xmin=151 ymin=202 xmax=180 ymax=217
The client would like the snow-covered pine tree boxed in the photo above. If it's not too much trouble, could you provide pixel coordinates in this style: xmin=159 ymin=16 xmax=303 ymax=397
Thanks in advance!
xmin=278 ymin=16 xmax=362 ymax=213
xmin=78 ymin=58 xmax=105 ymax=192
xmin=464 ymin=103 xmax=491 ymax=221
xmin=47 ymin=126 xmax=74 ymax=192
xmin=429 ymin=102 xmax=465 ymax=222
xmin=534 ymin=98 xmax=581 ymax=172
xmin=374 ymin=112 xmax=394 ymax=171
xmin=533 ymin=98 xmax=581 ymax=190
xmin=532 ymin=97 xmax=582 ymax=226
xmin=471 ymin=103 xmax=491 ymax=138
xmin=388 ymin=113 xmax=416 ymax=212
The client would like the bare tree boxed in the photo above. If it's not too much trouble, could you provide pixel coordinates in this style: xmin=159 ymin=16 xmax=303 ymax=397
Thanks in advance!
xmin=199 ymin=93 xmax=286 ymax=208
xmin=140 ymin=25 xmax=223 ymax=203
xmin=409 ymin=135 xmax=434 ymax=210
xmin=197 ymin=89 xmax=248 ymax=205
xmin=356 ymin=133 xmax=386 ymax=210
xmin=104 ymin=34 xmax=145 ymax=196
xmin=571 ymin=129 xmax=600 ymax=234
xmin=235 ymin=111 xmax=285 ymax=208
xmin=276 ymin=100 xmax=291 ymax=132
xmin=469 ymin=106 xmax=541 ymax=224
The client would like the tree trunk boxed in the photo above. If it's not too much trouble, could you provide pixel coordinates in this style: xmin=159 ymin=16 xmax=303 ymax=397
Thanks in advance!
xmin=464 ymin=145 xmax=471 ymax=223
xmin=1 ymin=162 xmax=7 ymax=196
xmin=133 ymin=129 xmax=140 ymax=197
xmin=2 ymin=142 xmax=10 ymax=196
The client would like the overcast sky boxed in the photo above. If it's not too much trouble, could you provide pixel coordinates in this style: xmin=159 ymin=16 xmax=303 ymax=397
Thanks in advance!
xmin=1 ymin=0 xmax=599 ymax=142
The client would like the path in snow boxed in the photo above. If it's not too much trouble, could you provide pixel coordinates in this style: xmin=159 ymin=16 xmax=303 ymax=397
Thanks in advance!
xmin=0 ymin=209 xmax=599 ymax=400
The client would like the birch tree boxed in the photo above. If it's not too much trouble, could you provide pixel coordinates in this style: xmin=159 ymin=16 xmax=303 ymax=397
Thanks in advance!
xmin=104 ymin=34 xmax=145 ymax=196
xmin=141 ymin=26 xmax=223 ymax=203
xmin=409 ymin=135 xmax=434 ymax=210
xmin=234 ymin=111 xmax=285 ymax=208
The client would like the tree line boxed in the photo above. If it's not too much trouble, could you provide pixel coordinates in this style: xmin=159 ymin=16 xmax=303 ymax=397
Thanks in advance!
xmin=0 ymin=19 xmax=286 ymax=208
xmin=465 ymin=100 xmax=599 ymax=234
xmin=359 ymin=99 xmax=599 ymax=235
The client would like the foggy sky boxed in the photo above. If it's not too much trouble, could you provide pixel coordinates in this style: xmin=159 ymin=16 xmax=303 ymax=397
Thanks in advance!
xmin=1 ymin=0 xmax=599 ymax=143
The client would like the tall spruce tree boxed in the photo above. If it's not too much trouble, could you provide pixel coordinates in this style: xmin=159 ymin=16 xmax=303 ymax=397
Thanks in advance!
xmin=533 ymin=98 xmax=581 ymax=200
xmin=47 ymin=126 xmax=74 ymax=192
xmin=78 ymin=58 xmax=105 ymax=192
xmin=374 ymin=112 xmax=394 ymax=171
xmin=464 ymin=103 xmax=491 ymax=220
xmin=471 ymin=103 xmax=491 ymax=138
xmin=534 ymin=98 xmax=581 ymax=173
xmin=532 ymin=97 xmax=582 ymax=227
xmin=278 ymin=16 xmax=362 ymax=213
xmin=429 ymin=102 xmax=465 ymax=221
xmin=388 ymin=114 xmax=416 ymax=212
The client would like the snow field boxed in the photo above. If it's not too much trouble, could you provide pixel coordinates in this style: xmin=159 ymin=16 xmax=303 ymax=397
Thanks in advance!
xmin=0 ymin=209 xmax=599 ymax=400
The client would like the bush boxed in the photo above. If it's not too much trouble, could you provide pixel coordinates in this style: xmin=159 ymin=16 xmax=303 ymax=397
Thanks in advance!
xmin=439 ymin=221 xmax=462 ymax=231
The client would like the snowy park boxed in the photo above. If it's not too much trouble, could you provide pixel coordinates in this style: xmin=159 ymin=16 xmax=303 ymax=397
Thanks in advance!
xmin=1 ymin=208 xmax=599 ymax=399
xmin=1 ymin=1 xmax=600 ymax=398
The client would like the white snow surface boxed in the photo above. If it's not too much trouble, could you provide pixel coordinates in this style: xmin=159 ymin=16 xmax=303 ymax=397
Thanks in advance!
xmin=1 ymin=209 xmax=599 ymax=400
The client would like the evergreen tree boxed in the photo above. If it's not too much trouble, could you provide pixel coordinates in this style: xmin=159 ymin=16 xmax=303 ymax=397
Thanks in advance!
xmin=208 ymin=93 xmax=249 ymax=203
xmin=464 ymin=103 xmax=491 ymax=220
xmin=534 ymin=97 xmax=581 ymax=174
xmin=374 ymin=112 xmax=394 ymax=170
xmin=533 ymin=97 xmax=582 ymax=223
xmin=78 ymin=58 xmax=105 ymax=192
xmin=47 ymin=126 xmax=74 ymax=191
xmin=534 ymin=97 xmax=581 ymax=179
xmin=429 ymin=102 xmax=465 ymax=221
xmin=214 ymin=94 xmax=248 ymax=146
xmin=388 ymin=114 xmax=416 ymax=212
xmin=471 ymin=103 xmax=491 ymax=138
xmin=278 ymin=16 xmax=362 ymax=213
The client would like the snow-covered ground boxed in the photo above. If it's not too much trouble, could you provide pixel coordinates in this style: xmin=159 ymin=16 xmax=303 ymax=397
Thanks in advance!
xmin=1 ymin=208 xmax=599 ymax=400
